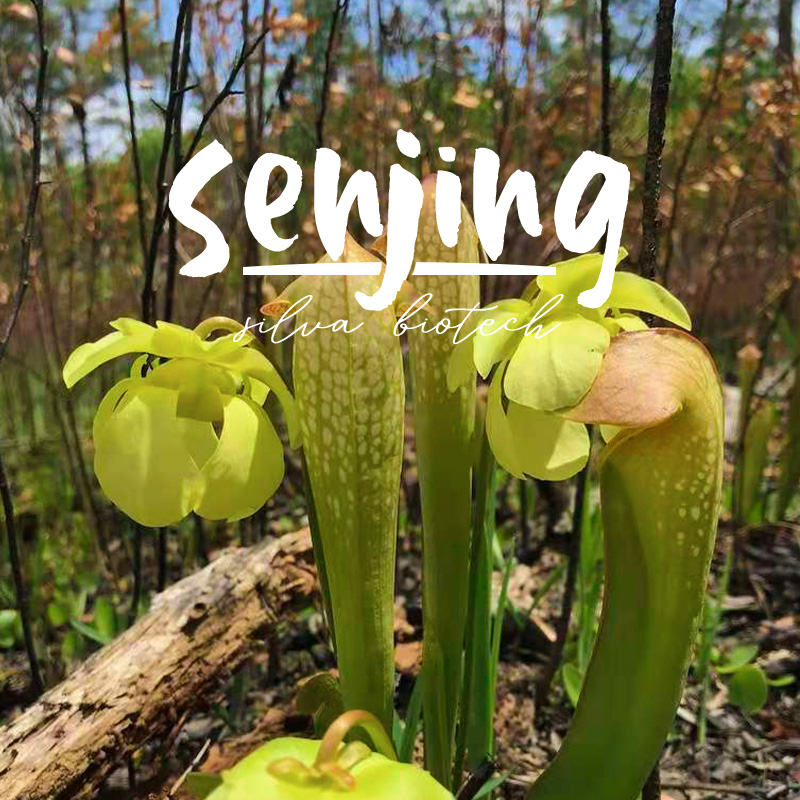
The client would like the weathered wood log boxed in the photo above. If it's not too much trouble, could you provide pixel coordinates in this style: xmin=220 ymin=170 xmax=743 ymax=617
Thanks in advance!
xmin=0 ymin=530 xmax=316 ymax=800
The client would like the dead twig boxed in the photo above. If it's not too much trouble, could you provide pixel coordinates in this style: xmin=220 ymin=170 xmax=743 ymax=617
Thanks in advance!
xmin=662 ymin=0 xmax=735 ymax=286
xmin=141 ymin=0 xmax=192 ymax=324
xmin=0 ymin=0 xmax=48 ymax=700
xmin=169 ymin=739 xmax=212 ymax=796
xmin=316 ymin=0 xmax=350 ymax=149
xmin=183 ymin=26 xmax=271 ymax=165
xmin=661 ymin=780 xmax=767 ymax=796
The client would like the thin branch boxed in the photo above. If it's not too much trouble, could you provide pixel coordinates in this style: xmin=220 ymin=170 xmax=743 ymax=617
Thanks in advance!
xmin=0 ymin=459 xmax=44 ymax=696
xmin=316 ymin=0 xmax=350 ymax=149
xmin=536 ymin=451 xmax=589 ymax=706
xmin=241 ymin=0 xmax=258 ymax=322
xmin=255 ymin=0 xmax=272 ymax=134
xmin=599 ymin=0 xmax=611 ymax=157
xmin=740 ymin=274 xmax=798 ymax=433
xmin=183 ymin=26 xmax=271 ymax=165
xmin=662 ymin=0 xmax=735 ymax=286
xmin=755 ymin=349 xmax=800 ymax=401
xmin=660 ymin=781 xmax=767 ymax=796
xmin=141 ymin=0 xmax=191 ymax=324
xmin=0 ymin=0 xmax=49 ymax=699
xmin=639 ymin=0 xmax=677 ymax=283
xmin=164 ymin=0 xmax=195 ymax=323
xmin=597 ymin=0 xmax=612 ymax=253
xmin=67 ymin=8 xmax=100 ymax=340
xmin=157 ymin=528 xmax=168 ymax=592
xmin=637 ymin=6 xmax=678 ymax=792
xmin=119 ymin=0 xmax=149 ymax=266
xmin=263 ymin=52 xmax=298 ymax=129
xmin=128 ymin=523 xmax=144 ymax=626
xmin=0 ymin=4 xmax=48 ymax=368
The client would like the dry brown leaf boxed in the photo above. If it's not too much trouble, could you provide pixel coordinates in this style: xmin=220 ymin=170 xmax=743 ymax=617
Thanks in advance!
xmin=55 ymin=46 xmax=75 ymax=65
xmin=453 ymin=85 xmax=480 ymax=109
xmin=6 ymin=3 xmax=34 ymax=20
xmin=395 ymin=641 xmax=422 ymax=675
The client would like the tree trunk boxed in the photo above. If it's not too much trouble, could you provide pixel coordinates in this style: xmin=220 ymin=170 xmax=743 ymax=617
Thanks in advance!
xmin=774 ymin=0 xmax=795 ymax=258
xmin=639 ymin=0 xmax=677 ymax=284
xmin=0 ymin=530 xmax=316 ymax=800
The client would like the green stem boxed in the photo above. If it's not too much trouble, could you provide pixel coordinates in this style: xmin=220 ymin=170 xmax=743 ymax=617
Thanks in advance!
xmin=453 ymin=425 xmax=495 ymax=789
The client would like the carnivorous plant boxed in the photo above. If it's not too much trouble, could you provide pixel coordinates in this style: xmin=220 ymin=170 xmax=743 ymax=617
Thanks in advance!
xmin=526 ymin=329 xmax=723 ymax=800
xmin=65 ymin=233 xmax=724 ymax=800
xmin=374 ymin=176 xmax=480 ymax=787
xmin=262 ymin=235 xmax=405 ymax=734
xmin=189 ymin=711 xmax=451 ymax=800
xmin=62 ymin=317 xmax=297 ymax=526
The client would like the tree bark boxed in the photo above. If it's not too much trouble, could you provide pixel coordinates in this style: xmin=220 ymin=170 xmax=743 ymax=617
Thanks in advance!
xmin=774 ymin=0 xmax=795 ymax=257
xmin=0 ymin=530 xmax=316 ymax=800
xmin=639 ymin=0 xmax=677 ymax=283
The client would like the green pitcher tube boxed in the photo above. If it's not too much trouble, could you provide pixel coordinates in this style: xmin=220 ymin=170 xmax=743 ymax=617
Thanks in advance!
xmin=264 ymin=235 xmax=404 ymax=734
xmin=528 ymin=329 xmax=724 ymax=800
xmin=380 ymin=175 xmax=480 ymax=787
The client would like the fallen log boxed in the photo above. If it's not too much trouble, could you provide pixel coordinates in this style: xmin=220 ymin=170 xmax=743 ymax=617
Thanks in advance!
xmin=0 ymin=530 xmax=316 ymax=800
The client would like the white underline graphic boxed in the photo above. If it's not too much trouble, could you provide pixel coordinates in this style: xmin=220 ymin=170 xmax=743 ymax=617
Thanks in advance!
xmin=242 ymin=262 xmax=556 ymax=276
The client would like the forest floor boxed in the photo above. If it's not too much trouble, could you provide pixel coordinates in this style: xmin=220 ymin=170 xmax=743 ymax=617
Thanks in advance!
xmin=69 ymin=513 xmax=799 ymax=800
xmin=1 ymin=417 xmax=799 ymax=799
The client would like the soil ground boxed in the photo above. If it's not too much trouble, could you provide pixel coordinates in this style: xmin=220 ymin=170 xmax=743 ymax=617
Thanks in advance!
xmin=79 ymin=516 xmax=800 ymax=800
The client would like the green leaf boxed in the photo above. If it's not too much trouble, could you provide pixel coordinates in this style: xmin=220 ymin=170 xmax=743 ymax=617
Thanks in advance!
xmin=768 ymin=675 xmax=795 ymax=688
xmin=777 ymin=371 xmax=800 ymax=518
xmin=473 ymin=771 xmax=515 ymax=799
xmin=728 ymin=665 xmax=769 ymax=713
xmin=531 ymin=330 xmax=725 ymax=800
xmin=93 ymin=597 xmax=118 ymax=642
xmin=0 ymin=609 xmax=19 ymax=649
xmin=562 ymin=662 xmax=584 ymax=708
xmin=504 ymin=315 xmax=610 ymax=411
xmin=47 ymin=602 xmax=69 ymax=627
xmin=93 ymin=383 xmax=203 ymax=527
xmin=185 ymin=773 xmax=225 ymax=800
xmin=471 ymin=299 xmax=531 ymax=379
xmin=70 ymin=618 xmax=111 ymax=645
xmin=717 ymin=644 xmax=758 ymax=674
xmin=738 ymin=403 xmax=775 ymax=524
xmin=535 ymin=248 xmax=629 ymax=303
xmin=194 ymin=396 xmax=284 ymax=521
xmin=60 ymin=630 xmax=80 ymax=662
xmin=296 ymin=672 xmax=346 ymax=739
xmin=506 ymin=403 xmax=590 ymax=481
xmin=603 ymin=272 xmax=691 ymax=330
xmin=398 ymin=674 xmax=424 ymax=764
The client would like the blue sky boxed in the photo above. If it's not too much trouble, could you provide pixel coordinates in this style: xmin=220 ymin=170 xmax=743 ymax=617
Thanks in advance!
xmin=54 ymin=0 xmax=799 ymax=161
